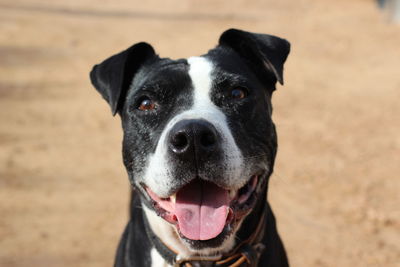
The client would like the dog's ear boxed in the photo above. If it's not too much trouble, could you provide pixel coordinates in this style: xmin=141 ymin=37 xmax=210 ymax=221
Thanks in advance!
xmin=90 ymin=42 xmax=156 ymax=115
xmin=219 ymin=28 xmax=290 ymax=86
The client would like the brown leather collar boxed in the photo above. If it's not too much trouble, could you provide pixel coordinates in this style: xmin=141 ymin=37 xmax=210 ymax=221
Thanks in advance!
xmin=143 ymin=204 xmax=267 ymax=267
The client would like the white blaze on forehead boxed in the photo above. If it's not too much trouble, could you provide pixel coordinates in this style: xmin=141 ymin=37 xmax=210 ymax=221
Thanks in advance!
xmin=142 ymin=56 xmax=244 ymax=198
xmin=187 ymin=57 xmax=214 ymax=109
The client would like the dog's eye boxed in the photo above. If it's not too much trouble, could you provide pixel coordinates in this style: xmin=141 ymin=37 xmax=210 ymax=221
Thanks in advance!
xmin=230 ymin=87 xmax=248 ymax=99
xmin=137 ymin=97 xmax=156 ymax=111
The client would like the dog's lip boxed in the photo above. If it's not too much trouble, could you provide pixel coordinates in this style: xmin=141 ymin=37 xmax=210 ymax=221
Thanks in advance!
xmin=143 ymin=174 xmax=261 ymax=233
xmin=145 ymin=175 xmax=259 ymax=210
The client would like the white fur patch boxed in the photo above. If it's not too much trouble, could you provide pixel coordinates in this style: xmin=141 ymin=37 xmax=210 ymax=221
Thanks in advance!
xmin=150 ymin=247 xmax=171 ymax=267
xmin=189 ymin=56 xmax=216 ymax=109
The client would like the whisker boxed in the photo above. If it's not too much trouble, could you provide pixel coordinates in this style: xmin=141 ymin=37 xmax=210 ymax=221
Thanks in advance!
xmin=133 ymin=205 xmax=143 ymax=210
xmin=241 ymin=153 xmax=268 ymax=160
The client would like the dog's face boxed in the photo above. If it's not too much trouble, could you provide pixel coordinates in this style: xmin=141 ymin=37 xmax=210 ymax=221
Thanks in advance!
xmin=91 ymin=29 xmax=290 ymax=253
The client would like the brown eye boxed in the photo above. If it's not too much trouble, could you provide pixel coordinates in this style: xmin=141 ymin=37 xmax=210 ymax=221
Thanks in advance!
xmin=138 ymin=97 xmax=156 ymax=111
xmin=231 ymin=87 xmax=248 ymax=99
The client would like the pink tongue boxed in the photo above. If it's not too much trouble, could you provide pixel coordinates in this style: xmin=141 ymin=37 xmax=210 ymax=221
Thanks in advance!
xmin=175 ymin=180 xmax=229 ymax=241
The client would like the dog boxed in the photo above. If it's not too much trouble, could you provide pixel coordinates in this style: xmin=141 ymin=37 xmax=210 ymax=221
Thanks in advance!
xmin=90 ymin=28 xmax=290 ymax=267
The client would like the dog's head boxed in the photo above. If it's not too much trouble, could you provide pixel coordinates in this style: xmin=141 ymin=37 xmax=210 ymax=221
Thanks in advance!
xmin=90 ymin=29 xmax=290 ymax=254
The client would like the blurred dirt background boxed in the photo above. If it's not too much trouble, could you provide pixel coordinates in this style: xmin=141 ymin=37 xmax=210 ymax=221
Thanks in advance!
xmin=0 ymin=0 xmax=399 ymax=266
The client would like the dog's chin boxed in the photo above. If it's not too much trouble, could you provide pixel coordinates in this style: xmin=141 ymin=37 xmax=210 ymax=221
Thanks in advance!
xmin=141 ymin=173 xmax=265 ymax=251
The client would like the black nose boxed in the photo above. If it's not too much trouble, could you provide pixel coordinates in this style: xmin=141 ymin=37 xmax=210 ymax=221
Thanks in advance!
xmin=168 ymin=119 xmax=219 ymax=157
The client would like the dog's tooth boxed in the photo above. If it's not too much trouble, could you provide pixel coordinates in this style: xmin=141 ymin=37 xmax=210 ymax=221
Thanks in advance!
xmin=170 ymin=194 xmax=176 ymax=204
xmin=229 ymin=190 xmax=237 ymax=200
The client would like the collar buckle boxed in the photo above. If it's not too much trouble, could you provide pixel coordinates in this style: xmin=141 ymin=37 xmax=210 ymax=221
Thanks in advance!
xmin=174 ymin=254 xmax=222 ymax=267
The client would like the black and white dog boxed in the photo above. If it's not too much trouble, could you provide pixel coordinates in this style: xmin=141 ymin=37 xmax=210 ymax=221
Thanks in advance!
xmin=90 ymin=29 xmax=290 ymax=267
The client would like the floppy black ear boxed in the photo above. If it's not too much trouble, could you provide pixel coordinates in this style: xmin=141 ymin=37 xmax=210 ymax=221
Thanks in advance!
xmin=90 ymin=42 xmax=156 ymax=115
xmin=219 ymin=28 xmax=290 ymax=85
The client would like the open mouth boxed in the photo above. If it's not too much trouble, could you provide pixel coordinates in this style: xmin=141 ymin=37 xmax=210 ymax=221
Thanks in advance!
xmin=144 ymin=174 xmax=261 ymax=242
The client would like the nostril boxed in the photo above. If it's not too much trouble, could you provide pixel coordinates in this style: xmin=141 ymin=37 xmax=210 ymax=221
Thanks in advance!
xmin=200 ymin=131 xmax=216 ymax=148
xmin=171 ymin=132 xmax=189 ymax=151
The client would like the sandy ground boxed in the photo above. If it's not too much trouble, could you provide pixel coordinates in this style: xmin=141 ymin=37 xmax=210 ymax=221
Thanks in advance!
xmin=0 ymin=0 xmax=399 ymax=266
